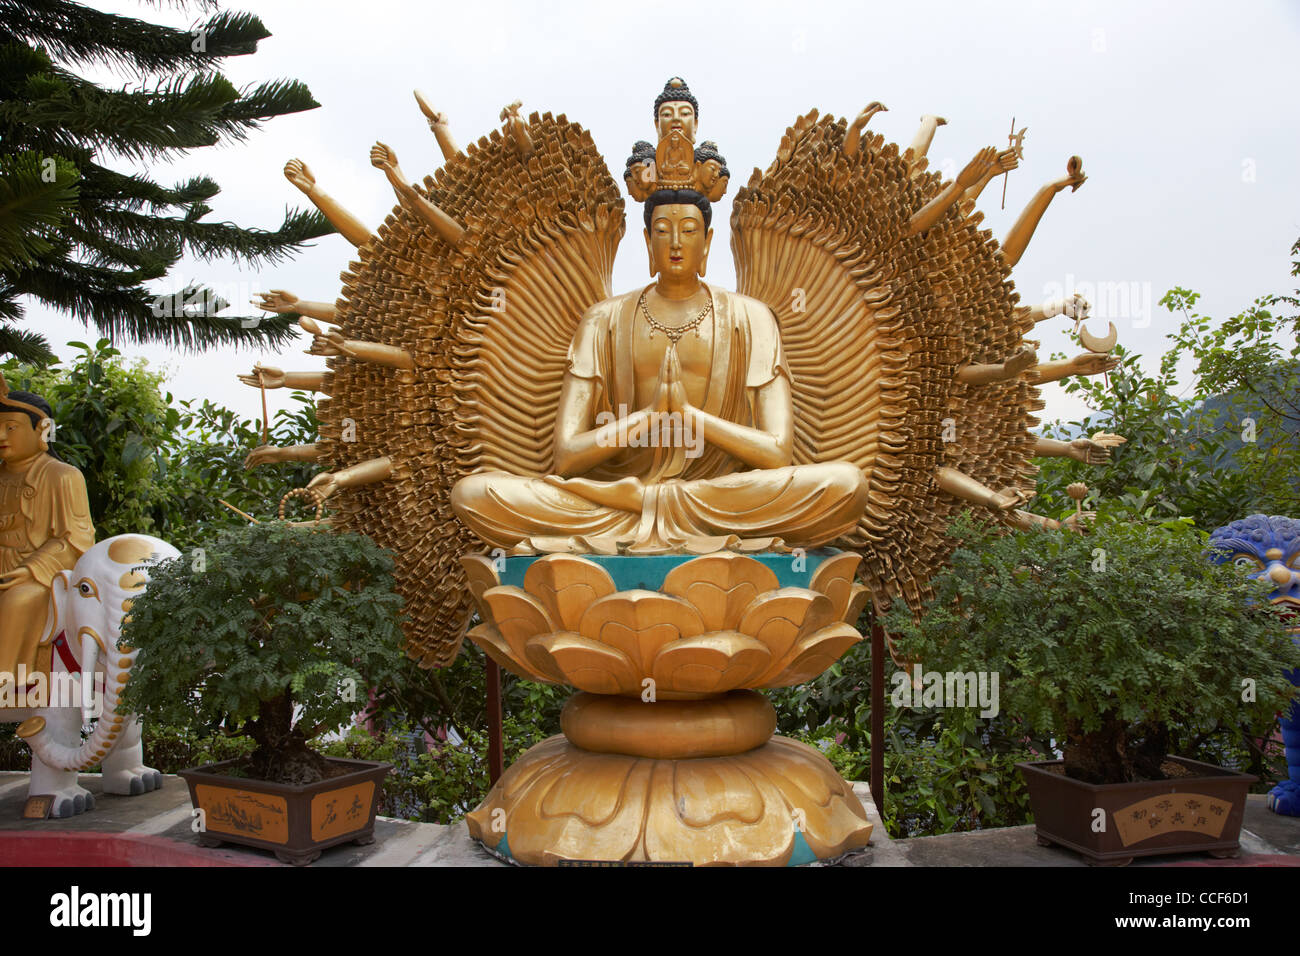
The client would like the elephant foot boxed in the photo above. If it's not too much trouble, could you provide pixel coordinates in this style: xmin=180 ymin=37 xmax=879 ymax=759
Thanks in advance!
xmin=102 ymin=766 xmax=163 ymax=796
xmin=49 ymin=785 xmax=97 ymax=819
xmin=1267 ymin=780 xmax=1300 ymax=817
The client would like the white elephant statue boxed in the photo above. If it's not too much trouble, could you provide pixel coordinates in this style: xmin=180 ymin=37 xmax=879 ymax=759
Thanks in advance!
xmin=9 ymin=533 xmax=179 ymax=817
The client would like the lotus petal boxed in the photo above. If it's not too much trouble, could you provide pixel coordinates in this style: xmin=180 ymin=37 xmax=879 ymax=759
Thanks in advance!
xmin=662 ymin=553 xmax=779 ymax=630
xmin=466 ymin=735 xmax=872 ymax=865
xmin=527 ymin=632 xmax=642 ymax=696
xmin=650 ymin=631 xmax=772 ymax=694
xmin=739 ymin=589 xmax=835 ymax=676
xmin=643 ymin=752 xmax=794 ymax=864
xmin=578 ymin=591 xmax=705 ymax=672
xmin=460 ymin=554 xmax=501 ymax=620
xmin=482 ymin=585 xmax=556 ymax=659
xmin=809 ymin=552 xmax=863 ymax=622
xmin=763 ymin=623 xmax=862 ymax=688
xmin=524 ymin=554 xmax=616 ymax=631
xmin=740 ymin=737 xmax=871 ymax=860
xmin=843 ymin=582 xmax=871 ymax=626
xmin=467 ymin=622 xmax=556 ymax=684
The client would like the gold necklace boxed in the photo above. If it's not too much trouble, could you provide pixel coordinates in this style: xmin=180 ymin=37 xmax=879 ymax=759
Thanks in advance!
xmin=638 ymin=285 xmax=712 ymax=343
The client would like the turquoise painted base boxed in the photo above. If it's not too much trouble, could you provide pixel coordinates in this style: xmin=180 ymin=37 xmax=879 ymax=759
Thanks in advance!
xmin=499 ymin=548 xmax=842 ymax=592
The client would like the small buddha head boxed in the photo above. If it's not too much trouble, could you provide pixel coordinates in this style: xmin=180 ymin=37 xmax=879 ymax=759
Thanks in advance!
xmin=643 ymin=189 xmax=712 ymax=280
xmin=0 ymin=387 xmax=54 ymax=464
xmin=654 ymin=77 xmax=698 ymax=143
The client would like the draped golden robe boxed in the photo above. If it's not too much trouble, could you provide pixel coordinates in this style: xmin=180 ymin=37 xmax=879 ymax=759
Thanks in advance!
xmin=0 ymin=454 xmax=95 ymax=680
xmin=451 ymin=287 xmax=868 ymax=553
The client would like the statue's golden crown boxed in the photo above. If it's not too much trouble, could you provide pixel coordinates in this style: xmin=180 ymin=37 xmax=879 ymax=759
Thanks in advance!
xmin=625 ymin=77 xmax=730 ymax=203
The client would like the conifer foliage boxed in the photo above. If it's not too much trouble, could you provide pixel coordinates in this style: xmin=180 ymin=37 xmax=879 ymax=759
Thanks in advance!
xmin=0 ymin=0 xmax=331 ymax=362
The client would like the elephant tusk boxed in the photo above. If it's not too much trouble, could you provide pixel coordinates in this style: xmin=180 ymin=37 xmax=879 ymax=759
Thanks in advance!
xmin=1078 ymin=321 xmax=1118 ymax=353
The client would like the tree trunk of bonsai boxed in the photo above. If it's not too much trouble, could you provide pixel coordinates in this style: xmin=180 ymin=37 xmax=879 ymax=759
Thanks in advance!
xmin=1065 ymin=715 xmax=1171 ymax=784
xmin=246 ymin=689 xmax=332 ymax=785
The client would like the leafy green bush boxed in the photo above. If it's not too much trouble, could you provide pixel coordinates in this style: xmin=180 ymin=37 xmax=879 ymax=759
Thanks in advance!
xmin=882 ymin=511 xmax=1300 ymax=785
xmin=1032 ymin=251 xmax=1300 ymax=531
xmin=2 ymin=340 xmax=177 ymax=537
xmin=120 ymin=521 xmax=408 ymax=785
xmin=777 ymin=658 xmax=1044 ymax=838
xmin=1 ymin=340 xmax=321 ymax=549
xmin=141 ymin=724 xmax=256 ymax=770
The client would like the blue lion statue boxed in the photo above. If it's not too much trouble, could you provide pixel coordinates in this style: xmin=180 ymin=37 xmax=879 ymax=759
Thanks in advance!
xmin=1208 ymin=514 xmax=1300 ymax=816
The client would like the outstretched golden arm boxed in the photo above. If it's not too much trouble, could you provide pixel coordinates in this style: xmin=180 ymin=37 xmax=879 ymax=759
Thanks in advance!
xmin=937 ymin=466 xmax=1032 ymax=511
xmin=1018 ymin=292 xmax=1090 ymax=324
xmin=1034 ymin=352 xmax=1119 ymax=384
xmin=843 ymin=102 xmax=887 ymax=157
xmin=906 ymin=114 xmax=946 ymax=165
xmin=283 ymin=159 xmax=373 ymax=247
xmin=369 ymin=142 xmax=465 ymax=245
xmin=299 ymin=317 xmax=414 ymax=370
xmin=1034 ymin=432 xmax=1127 ymax=464
xmin=306 ymin=456 xmax=393 ymax=502
xmin=237 ymin=365 xmax=330 ymax=392
xmin=244 ymin=443 xmax=323 ymax=468
xmin=252 ymin=289 xmax=336 ymax=323
xmin=1001 ymin=157 xmax=1087 ymax=267
xmin=908 ymin=146 xmax=1017 ymax=236
xmin=955 ymin=347 xmax=1037 ymax=385
xmin=414 ymin=89 xmax=459 ymax=161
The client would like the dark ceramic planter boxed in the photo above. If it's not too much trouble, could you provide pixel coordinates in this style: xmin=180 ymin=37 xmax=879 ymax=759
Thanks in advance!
xmin=179 ymin=757 xmax=391 ymax=866
xmin=1017 ymin=756 xmax=1257 ymax=866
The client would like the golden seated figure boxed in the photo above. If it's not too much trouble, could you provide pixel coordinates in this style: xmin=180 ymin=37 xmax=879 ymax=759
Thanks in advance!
xmin=450 ymin=196 xmax=868 ymax=553
xmin=0 ymin=377 xmax=94 ymax=688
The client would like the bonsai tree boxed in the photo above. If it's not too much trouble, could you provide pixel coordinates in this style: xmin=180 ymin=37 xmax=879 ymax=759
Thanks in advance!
xmin=883 ymin=512 xmax=1300 ymax=785
xmin=120 ymin=521 xmax=407 ymax=786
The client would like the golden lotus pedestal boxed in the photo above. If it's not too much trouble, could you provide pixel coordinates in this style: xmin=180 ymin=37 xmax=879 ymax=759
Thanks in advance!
xmin=460 ymin=549 xmax=875 ymax=866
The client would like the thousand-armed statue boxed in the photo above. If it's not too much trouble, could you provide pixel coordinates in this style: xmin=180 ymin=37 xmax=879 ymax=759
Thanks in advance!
xmin=242 ymin=78 xmax=1123 ymax=864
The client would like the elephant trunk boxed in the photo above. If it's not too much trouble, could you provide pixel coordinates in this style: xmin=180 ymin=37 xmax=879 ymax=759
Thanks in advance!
xmin=17 ymin=638 xmax=135 ymax=773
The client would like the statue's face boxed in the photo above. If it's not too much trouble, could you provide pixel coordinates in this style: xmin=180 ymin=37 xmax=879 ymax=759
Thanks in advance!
xmin=656 ymin=101 xmax=696 ymax=143
xmin=645 ymin=204 xmax=711 ymax=280
xmin=1209 ymin=515 xmax=1300 ymax=633
xmin=0 ymin=411 xmax=41 ymax=463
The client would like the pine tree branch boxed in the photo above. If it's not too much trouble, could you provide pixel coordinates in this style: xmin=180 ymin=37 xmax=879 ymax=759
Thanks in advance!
xmin=8 ymin=258 xmax=300 ymax=350
xmin=79 ymin=164 xmax=219 ymax=213
xmin=0 ymin=322 xmax=55 ymax=364
xmin=67 ymin=204 xmax=334 ymax=266
xmin=0 ymin=2 xmax=270 ymax=75
xmin=3 ymin=72 xmax=246 ymax=160
xmin=59 ymin=220 xmax=174 ymax=275
xmin=0 ymin=4 xmax=323 ymax=355
xmin=0 ymin=152 xmax=80 ymax=268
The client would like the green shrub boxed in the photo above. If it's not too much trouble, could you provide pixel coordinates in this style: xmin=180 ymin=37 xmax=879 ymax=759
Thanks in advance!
xmin=882 ymin=511 xmax=1300 ymax=785
xmin=120 ymin=521 xmax=408 ymax=785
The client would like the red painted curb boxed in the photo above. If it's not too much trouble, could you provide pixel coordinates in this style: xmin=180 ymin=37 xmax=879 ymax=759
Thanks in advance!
xmin=0 ymin=831 xmax=281 ymax=867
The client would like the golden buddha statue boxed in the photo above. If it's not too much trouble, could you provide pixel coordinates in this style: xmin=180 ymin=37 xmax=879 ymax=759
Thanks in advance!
xmin=242 ymin=76 xmax=1119 ymax=665
xmin=236 ymin=77 xmax=1128 ymax=864
xmin=449 ymin=119 xmax=869 ymax=552
xmin=0 ymin=376 xmax=95 ymax=685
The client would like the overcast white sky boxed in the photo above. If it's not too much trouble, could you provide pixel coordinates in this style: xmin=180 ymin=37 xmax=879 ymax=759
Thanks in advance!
xmin=26 ymin=0 xmax=1300 ymax=432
